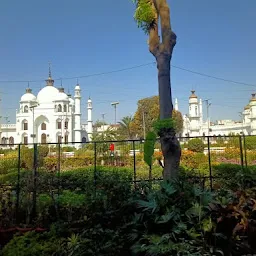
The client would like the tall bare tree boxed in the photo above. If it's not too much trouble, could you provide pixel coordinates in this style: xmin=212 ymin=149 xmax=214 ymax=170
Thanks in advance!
xmin=132 ymin=0 xmax=181 ymax=179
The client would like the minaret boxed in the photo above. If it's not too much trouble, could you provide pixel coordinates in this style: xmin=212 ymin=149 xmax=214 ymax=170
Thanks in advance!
xmin=74 ymin=83 xmax=81 ymax=144
xmin=199 ymin=98 xmax=203 ymax=123
xmin=174 ymin=98 xmax=178 ymax=111
xmin=87 ymin=97 xmax=93 ymax=141
xmin=188 ymin=90 xmax=200 ymax=136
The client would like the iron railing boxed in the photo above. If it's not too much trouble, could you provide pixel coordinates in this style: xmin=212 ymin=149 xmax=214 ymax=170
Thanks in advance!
xmin=0 ymin=135 xmax=254 ymax=225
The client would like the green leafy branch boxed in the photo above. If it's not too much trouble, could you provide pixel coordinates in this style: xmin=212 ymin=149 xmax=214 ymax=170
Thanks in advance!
xmin=132 ymin=0 xmax=156 ymax=34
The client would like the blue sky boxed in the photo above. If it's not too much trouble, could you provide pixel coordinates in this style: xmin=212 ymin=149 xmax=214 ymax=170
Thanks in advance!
xmin=0 ymin=0 xmax=256 ymax=124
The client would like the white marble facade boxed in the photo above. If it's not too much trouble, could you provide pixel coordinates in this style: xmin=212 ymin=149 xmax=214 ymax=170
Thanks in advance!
xmin=176 ymin=91 xmax=256 ymax=137
xmin=0 ymin=70 xmax=93 ymax=148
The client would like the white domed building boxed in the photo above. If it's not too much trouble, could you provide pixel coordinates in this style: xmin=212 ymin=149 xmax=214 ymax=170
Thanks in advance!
xmin=0 ymin=70 xmax=93 ymax=148
xmin=177 ymin=91 xmax=256 ymax=138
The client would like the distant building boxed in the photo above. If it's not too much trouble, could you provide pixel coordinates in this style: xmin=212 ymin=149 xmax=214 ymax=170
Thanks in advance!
xmin=0 ymin=69 xmax=93 ymax=148
xmin=176 ymin=91 xmax=256 ymax=137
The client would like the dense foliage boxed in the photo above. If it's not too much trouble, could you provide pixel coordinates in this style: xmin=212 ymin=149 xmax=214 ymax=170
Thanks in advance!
xmin=1 ymin=138 xmax=256 ymax=254
xmin=130 ymin=96 xmax=183 ymax=138
xmin=1 ymin=171 xmax=256 ymax=255
xmin=187 ymin=138 xmax=205 ymax=153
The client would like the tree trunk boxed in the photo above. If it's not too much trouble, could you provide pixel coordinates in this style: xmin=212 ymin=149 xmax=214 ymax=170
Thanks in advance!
xmin=149 ymin=0 xmax=181 ymax=180
xmin=157 ymin=53 xmax=181 ymax=180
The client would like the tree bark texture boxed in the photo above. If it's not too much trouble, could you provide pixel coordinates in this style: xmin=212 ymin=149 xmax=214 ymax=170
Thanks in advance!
xmin=149 ymin=0 xmax=181 ymax=180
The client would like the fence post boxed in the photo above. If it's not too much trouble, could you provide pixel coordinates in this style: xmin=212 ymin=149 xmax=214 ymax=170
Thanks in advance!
xmin=133 ymin=140 xmax=136 ymax=184
xmin=94 ymin=142 xmax=97 ymax=188
xmin=16 ymin=144 xmax=21 ymax=223
xmin=243 ymin=135 xmax=247 ymax=168
xmin=58 ymin=143 xmax=61 ymax=195
xmin=32 ymin=143 xmax=38 ymax=221
xmin=207 ymin=137 xmax=213 ymax=190
xmin=239 ymin=135 xmax=244 ymax=169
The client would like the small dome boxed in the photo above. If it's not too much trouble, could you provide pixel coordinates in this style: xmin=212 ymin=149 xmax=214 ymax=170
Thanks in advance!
xmin=189 ymin=90 xmax=197 ymax=99
xmin=244 ymin=104 xmax=250 ymax=110
xmin=37 ymin=86 xmax=59 ymax=104
xmin=75 ymin=84 xmax=80 ymax=90
xmin=20 ymin=88 xmax=36 ymax=102
xmin=88 ymin=97 xmax=92 ymax=103
xmin=54 ymin=91 xmax=69 ymax=102
xmin=249 ymin=93 xmax=256 ymax=106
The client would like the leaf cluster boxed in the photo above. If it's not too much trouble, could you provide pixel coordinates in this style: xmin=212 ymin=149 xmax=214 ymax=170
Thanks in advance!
xmin=129 ymin=181 xmax=221 ymax=255
xmin=144 ymin=131 xmax=157 ymax=167
xmin=153 ymin=118 xmax=175 ymax=134
xmin=132 ymin=0 xmax=156 ymax=34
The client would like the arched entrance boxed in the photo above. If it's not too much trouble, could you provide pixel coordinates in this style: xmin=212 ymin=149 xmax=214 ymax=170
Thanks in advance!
xmin=41 ymin=133 xmax=47 ymax=144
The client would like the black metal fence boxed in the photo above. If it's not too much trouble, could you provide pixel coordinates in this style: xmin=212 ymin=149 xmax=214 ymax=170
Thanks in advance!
xmin=0 ymin=135 xmax=254 ymax=226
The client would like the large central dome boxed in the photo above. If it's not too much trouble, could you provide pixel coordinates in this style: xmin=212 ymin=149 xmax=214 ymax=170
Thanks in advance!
xmin=37 ymin=86 xmax=59 ymax=104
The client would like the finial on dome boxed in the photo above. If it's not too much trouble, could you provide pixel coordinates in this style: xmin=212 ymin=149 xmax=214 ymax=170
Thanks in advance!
xmin=76 ymin=78 xmax=79 ymax=85
xmin=46 ymin=62 xmax=54 ymax=86
xmin=26 ymin=88 xmax=32 ymax=94
xmin=189 ymin=90 xmax=197 ymax=99
xmin=48 ymin=61 xmax=52 ymax=78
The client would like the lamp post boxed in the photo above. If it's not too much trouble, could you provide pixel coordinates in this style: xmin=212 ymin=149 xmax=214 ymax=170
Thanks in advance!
xmin=101 ymin=113 xmax=106 ymax=137
xmin=203 ymin=99 xmax=211 ymax=136
xmin=239 ymin=112 xmax=244 ymax=135
xmin=142 ymin=111 xmax=147 ymax=140
xmin=111 ymin=102 xmax=119 ymax=125
xmin=30 ymin=102 xmax=39 ymax=144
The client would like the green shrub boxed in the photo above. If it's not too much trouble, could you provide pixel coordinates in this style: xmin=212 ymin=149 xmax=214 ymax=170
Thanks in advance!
xmin=0 ymin=157 xmax=18 ymax=174
xmin=212 ymin=163 xmax=256 ymax=190
xmin=38 ymin=145 xmax=49 ymax=158
xmin=187 ymin=138 xmax=205 ymax=153
xmin=20 ymin=146 xmax=33 ymax=170
xmin=245 ymin=136 xmax=256 ymax=150
xmin=2 ymin=231 xmax=65 ymax=256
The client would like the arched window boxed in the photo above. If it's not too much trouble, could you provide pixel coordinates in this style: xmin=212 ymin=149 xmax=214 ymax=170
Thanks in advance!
xmin=41 ymin=133 xmax=47 ymax=144
xmin=1 ymin=137 xmax=7 ymax=145
xmin=24 ymin=105 xmax=29 ymax=113
xmin=82 ymin=137 xmax=86 ymax=143
xmin=57 ymin=104 xmax=62 ymax=112
xmin=64 ymin=120 xmax=68 ymax=129
xmin=64 ymin=105 xmax=67 ymax=112
xmin=23 ymin=136 xmax=28 ymax=145
xmin=9 ymin=137 xmax=14 ymax=146
xmin=195 ymin=106 xmax=198 ymax=116
xmin=41 ymin=123 xmax=46 ymax=130
xmin=56 ymin=119 xmax=62 ymax=129
xmin=22 ymin=120 xmax=28 ymax=130
xmin=57 ymin=135 xmax=62 ymax=143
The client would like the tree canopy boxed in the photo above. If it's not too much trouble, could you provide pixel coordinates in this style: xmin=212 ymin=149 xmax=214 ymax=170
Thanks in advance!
xmin=117 ymin=116 xmax=133 ymax=140
xmin=130 ymin=96 xmax=183 ymax=138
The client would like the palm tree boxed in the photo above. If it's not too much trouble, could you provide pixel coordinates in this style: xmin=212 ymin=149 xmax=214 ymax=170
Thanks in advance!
xmin=118 ymin=116 xmax=133 ymax=139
